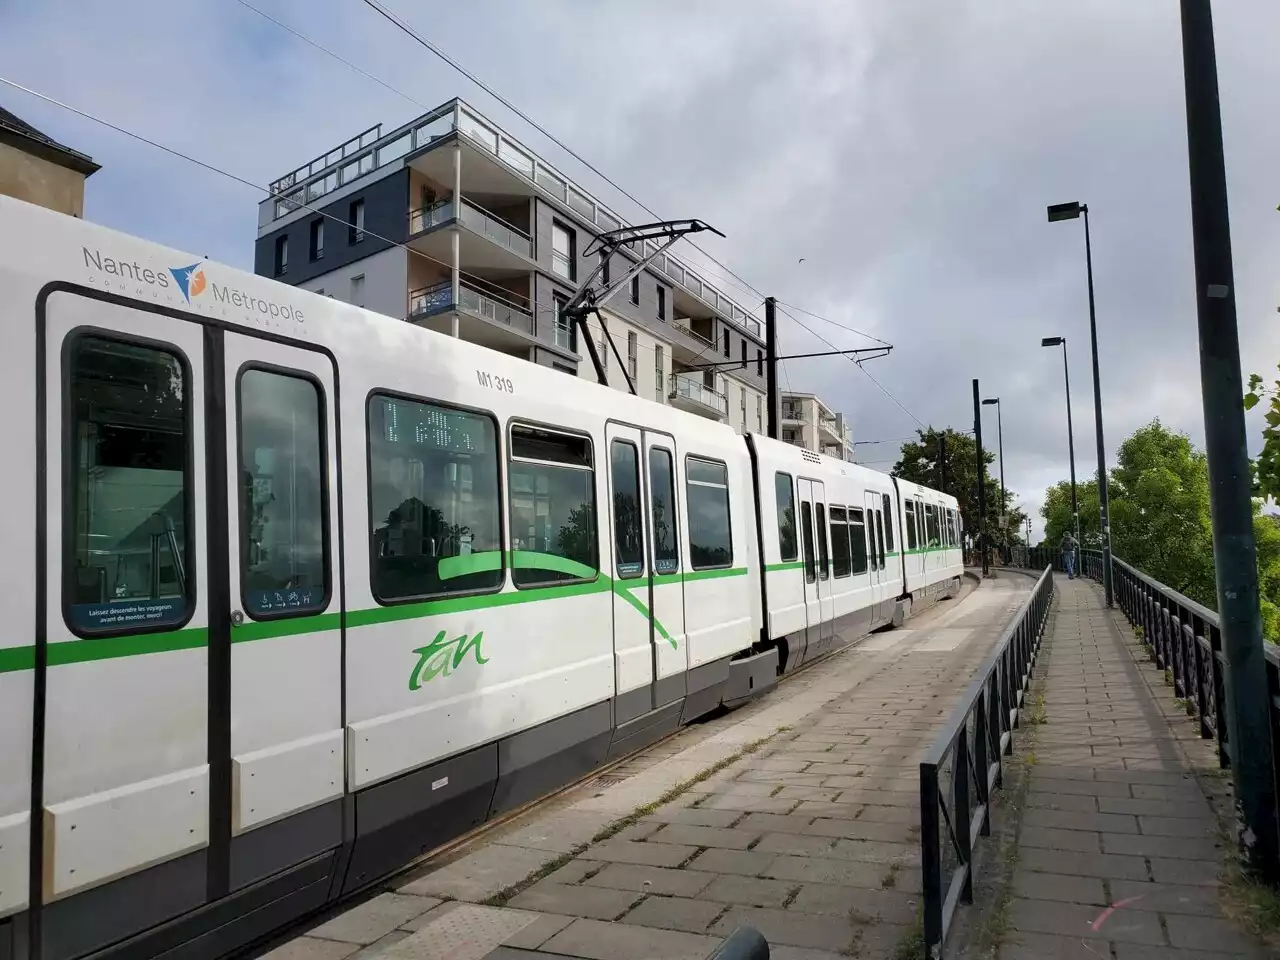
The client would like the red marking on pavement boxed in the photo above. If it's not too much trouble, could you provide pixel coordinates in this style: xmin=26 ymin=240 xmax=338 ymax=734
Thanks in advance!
xmin=1091 ymin=895 xmax=1144 ymax=931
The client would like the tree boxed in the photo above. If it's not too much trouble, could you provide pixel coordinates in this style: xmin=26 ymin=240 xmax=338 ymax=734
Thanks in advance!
xmin=1039 ymin=478 xmax=1100 ymax=548
xmin=893 ymin=427 xmax=1025 ymax=553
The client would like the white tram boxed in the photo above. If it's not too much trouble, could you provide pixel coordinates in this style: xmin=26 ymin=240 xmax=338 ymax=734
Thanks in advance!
xmin=0 ymin=196 xmax=963 ymax=960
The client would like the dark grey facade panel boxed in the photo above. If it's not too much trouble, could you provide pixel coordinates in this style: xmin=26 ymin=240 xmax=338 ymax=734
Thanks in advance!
xmin=254 ymin=170 xmax=410 ymax=286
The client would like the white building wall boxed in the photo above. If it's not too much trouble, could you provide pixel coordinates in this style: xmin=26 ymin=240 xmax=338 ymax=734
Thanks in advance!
xmin=296 ymin=247 xmax=408 ymax=322
xmin=577 ymin=308 xmax=671 ymax=406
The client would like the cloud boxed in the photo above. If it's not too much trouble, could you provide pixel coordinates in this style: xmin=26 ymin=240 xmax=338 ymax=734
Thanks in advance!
xmin=2 ymin=0 xmax=1278 ymax=543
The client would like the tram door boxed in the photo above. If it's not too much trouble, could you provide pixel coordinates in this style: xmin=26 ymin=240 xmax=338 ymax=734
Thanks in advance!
xmin=35 ymin=291 xmax=342 ymax=960
xmin=797 ymin=479 xmax=834 ymax=664
xmin=864 ymin=491 xmax=884 ymax=620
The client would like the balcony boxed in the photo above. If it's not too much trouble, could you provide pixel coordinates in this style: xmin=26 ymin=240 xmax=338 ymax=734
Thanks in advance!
xmin=781 ymin=404 xmax=805 ymax=423
xmin=407 ymin=197 xmax=533 ymax=272
xmin=408 ymin=280 xmax=537 ymax=350
xmin=668 ymin=372 xmax=728 ymax=421
xmin=818 ymin=412 xmax=842 ymax=441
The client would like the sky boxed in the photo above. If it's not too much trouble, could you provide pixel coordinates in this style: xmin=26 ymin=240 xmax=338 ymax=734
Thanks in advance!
xmin=2 ymin=0 xmax=1277 ymax=542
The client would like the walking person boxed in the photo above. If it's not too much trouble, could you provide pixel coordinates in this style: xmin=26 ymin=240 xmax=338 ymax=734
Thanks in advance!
xmin=1060 ymin=531 xmax=1078 ymax=579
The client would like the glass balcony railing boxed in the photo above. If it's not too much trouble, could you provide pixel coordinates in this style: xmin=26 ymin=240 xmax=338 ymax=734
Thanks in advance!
xmin=408 ymin=280 xmax=535 ymax=337
xmin=669 ymin=373 xmax=728 ymax=416
xmin=408 ymin=198 xmax=533 ymax=258
xmin=673 ymin=316 xmax=715 ymax=348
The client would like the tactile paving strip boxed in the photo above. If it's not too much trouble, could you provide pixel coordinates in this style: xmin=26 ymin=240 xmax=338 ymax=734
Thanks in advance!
xmin=380 ymin=904 xmax=539 ymax=960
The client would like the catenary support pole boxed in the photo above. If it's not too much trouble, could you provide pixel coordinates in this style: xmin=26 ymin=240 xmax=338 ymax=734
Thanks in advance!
xmin=973 ymin=379 xmax=988 ymax=577
xmin=765 ymin=297 xmax=779 ymax=439
xmin=1082 ymin=206 xmax=1114 ymax=606
xmin=1180 ymin=0 xmax=1278 ymax=878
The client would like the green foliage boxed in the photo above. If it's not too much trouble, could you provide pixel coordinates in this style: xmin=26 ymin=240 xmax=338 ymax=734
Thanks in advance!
xmin=894 ymin=426 xmax=1027 ymax=549
xmin=1245 ymin=370 xmax=1280 ymax=500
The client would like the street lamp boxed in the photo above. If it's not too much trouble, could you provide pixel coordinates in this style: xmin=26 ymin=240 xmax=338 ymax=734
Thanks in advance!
xmin=1047 ymin=200 xmax=1113 ymax=606
xmin=1040 ymin=336 xmax=1081 ymax=552
xmin=982 ymin=397 xmax=1005 ymax=562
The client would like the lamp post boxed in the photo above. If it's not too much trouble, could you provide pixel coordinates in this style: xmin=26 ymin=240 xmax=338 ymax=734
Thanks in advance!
xmin=1041 ymin=337 xmax=1081 ymax=552
xmin=1047 ymin=201 xmax=1113 ymax=606
xmin=982 ymin=398 xmax=1005 ymax=562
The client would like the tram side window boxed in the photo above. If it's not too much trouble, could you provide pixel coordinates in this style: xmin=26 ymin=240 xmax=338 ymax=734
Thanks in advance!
xmin=830 ymin=507 xmax=851 ymax=578
xmin=368 ymin=394 xmax=502 ymax=601
xmin=875 ymin=511 xmax=886 ymax=568
xmin=239 ymin=369 xmax=328 ymax=618
xmin=815 ymin=502 xmax=830 ymax=579
xmin=848 ymin=507 xmax=869 ymax=575
xmin=775 ymin=472 xmax=797 ymax=562
xmin=650 ymin=448 xmax=679 ymax=574
xmin=611 ymin=440 xmax=644 ymax=579
xmin=882 ymin=494 xmax=895 ymax=553
xmin=800 ymin=500 xmax=816 ymax=583
xmin=925 ymin=504 xmax=941 ymax=548
xmin=905 ymin=500 xmax=918 ymax=551
xmin=686 ymin=457 xmax=732 ymax=569
xmin=508 ymin=425 xmax=597 ymax=586
xmin=66 ymin=336 xmax=192 ymax=633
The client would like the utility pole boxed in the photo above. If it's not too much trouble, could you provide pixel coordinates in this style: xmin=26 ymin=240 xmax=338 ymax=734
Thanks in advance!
xmin=765 ymin=297 xmax=779 ymax=439
xmin=973 ymin=380 xmax=989 ymax=577
xmin=1180 ymin=0 xmax=1278 ymax=879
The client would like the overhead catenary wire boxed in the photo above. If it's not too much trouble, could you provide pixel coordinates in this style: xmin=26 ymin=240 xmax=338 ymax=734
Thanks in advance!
xmin=774 ymin=299 xmax=891 ymax=348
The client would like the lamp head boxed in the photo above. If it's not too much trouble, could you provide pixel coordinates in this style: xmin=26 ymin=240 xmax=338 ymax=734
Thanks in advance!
xmin=1047 ymin=201 xmax=1084 ymax=222
xmin=1041 ymin=336 xmax=1064 ymax=347
xmin=982 ymin=398 xmax=999 ymax=406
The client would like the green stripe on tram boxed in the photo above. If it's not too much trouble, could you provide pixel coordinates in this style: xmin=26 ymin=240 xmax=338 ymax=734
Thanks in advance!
xmin=0 ymin=552 xmax=751 ymax=672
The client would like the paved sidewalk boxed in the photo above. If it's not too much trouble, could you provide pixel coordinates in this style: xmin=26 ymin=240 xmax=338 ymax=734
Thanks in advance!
xmin=260 ymin=575 xmax=1035 ymax=960
xmin=994 ymin=577 xmax=1271 ymax=959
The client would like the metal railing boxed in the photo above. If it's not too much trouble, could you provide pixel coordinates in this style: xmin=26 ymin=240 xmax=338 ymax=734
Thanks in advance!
xmin=408 ymin=280 xmax=535 ymax=337
xmin=408 ymin=198 xmax=533 ymax=257
xmin=919 ymin=565 xmax=1054 ymax=958
xmin=669 ymin=372 xmax=728 ymax=415
xmin=673 ymin=315 xmax=715 ymax=348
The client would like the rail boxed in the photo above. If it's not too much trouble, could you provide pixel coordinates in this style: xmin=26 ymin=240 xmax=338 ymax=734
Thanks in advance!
xmin=919 ymin=565 xmax=1054 ymax=957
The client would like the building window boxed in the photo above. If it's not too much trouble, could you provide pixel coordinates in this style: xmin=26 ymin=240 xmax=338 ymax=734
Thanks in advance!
xmin=740 ymin=341 xmax=746 ymax=370
xmin=756 ymin=396 xmax=763 ymax=432
xmin=722 ymin=330 xmax=730 ymax=358
xmin=367 ymin=395 xmax=503 ymax=602
xmin=309 ymin=219 xmax=324 ymax=261
xmin=757 ymin=349 xmax=763 ymax=377
xmin=553 ymin=294 xmax=575 ymax=351
xmin=686 ymin=457 xmax=732 ymax=569
xmin=600 ymin=253 xmax=610 ymax=286
xmin=350 ymin=274 xmax=365 ymax=308
xmin=551 ymin=221 xmax=575 ymax=281
xmin=654 ymin=345 xmax=664 ymax=399
xmin=740 ymin=387 xmax=746 ymax=430
xmin=629 ymin=275 xmax=639 ymax=306
xmin=599 ymin=327 xmax=608 ymax=373
xmin=774 ymin=472 xmax=796 ymax=561
xmin=656 ymin=285 xmax=665 ymax=320
xmin=238 ymin=368 xmax=329 ymax=618
xmin=274 ymin=235 xmax=288 ymax=276
xmin=508 ymin=425 xmax=597 ymax=586
xmin=65 ymin=336 xmax=191 ymax=634
xmin=348 ymin=200 xmax=365 ymax=243
xmin=627 ymin=331 xmax=637 ymax=380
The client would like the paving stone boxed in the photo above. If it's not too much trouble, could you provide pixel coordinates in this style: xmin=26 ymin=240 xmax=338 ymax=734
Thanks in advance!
xmin=753 ymin=832 xmax=837 ymax=856
xmin=508 ymin=881 xmax=638 ymax=920
xmin=1023 ymin=808 xmax=1139 ymax=834
xmin=1008 ymin=897 xmax=1164 ymax=944
xmin=1010 ymin=870 xmax=1106 ymax=905
xmin=1131 ymin=782 xmax=1204 ymax=800
xmin=310 ymin=894 xmax=442 ymax=944
xmin=828 ymin=839 xmax=919 ymax=865
xmin=498 ymin=913 xmax=574 ymax=950
xmin=854 ymin=804 xmax=919 ymax=824
xmin=762 ymin=947 xmax=849 ymax=960
xmin=1101 ymin=832 xmax=1221 ymax=860
xmin=699 ymin=874 xmax=796 ymax=908
xmin=621 ymin=894 xmax=725 ymax=933
xmin=793 ymin=800 xmax=865 ymax=820
xmin=1019 ymin=848 xmax=1149 ymax=880
xmin=539 ymin=917 xmax=718 ymax=960
xmin=790 ymin=883 xmax=918 ymax=923
xmin=380 ymin=904 xmax=543 ymax=960
xmin=1112 ymin=943 xmax=1261 ymax=960
xmin=641 ymin=806 xmax=743 ymax=828
xmin=585 ymin=863 xmax=716 ymax=898
xmin=585 ymin=838 xmax=696 ymax=867
xmin=1031 ymin=777 xmax=1132 ymax=798
xmin=1150 ymin=856 xmax=1222 ymax=885
xmin=774 ymin=786 xmax=841 ymax=802
xmin=1096 ymin=797 xmax=1208 ymax=818
xmin=648 ymin=823 xmax=761 ymax=850
xmin=1019 ymin=826 xmax=1102 ymax=853
xmin=735 ymin=812 xmax=816 ymax=835
xmin=805 ymin=818 xmax=916 ymax=843
xmin=697 ymin=794 xmax=799 ymax=814
xmin=1025 ymin=792 xmax=1100 ymax=815
xmin=544 ymin=859 xmax=604 ymax=886
xmin=1094 ymin=768 xmax=1199 ymax=786
xmin=717 ymin=780 xmax=784 ymax=797
xmin=497 ymin=812 xmax=616 ymax=854
xmin=347 ymin=930 xmax=410 ymax=960
xmin=609 ymin=821 xmax=664 ymax=843
xmin=766 ymin=854 xmax=918 ymax=891
xmin=685 ymin=848 xmax=779 ymax=877
xmin=397 ymin=901 xmax=462 ymax=932
xmin=998 ymin=931 xmax=1126 ymax=959
xmin=399 ymin=844 xmax=553 ymax=902
xmin=1108 ymin=879 xmax=1221 ymax=916
xmin=851 ymin=922 xmax=915 ymax=960
xmin=1135 ymin=815 xmax=1218 ymax=837
xmin=260 ymin=937 xmax=360 ymax=960
xmin=711 ymin=906 xmax=858 ymax=953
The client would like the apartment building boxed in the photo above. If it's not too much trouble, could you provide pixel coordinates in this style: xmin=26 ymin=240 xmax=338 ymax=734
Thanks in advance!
xmin=780 ymin=391 xmax=854 ymax=461
xmin=254 ymin=98 xmax=767 ymax=432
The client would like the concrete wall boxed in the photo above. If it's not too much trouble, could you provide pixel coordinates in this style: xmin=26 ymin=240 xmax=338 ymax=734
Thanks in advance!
xmin=0 ymin=142 xmax=86 ymax=217
xmin=297 ymin=246 xmax=408 ymax=321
